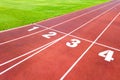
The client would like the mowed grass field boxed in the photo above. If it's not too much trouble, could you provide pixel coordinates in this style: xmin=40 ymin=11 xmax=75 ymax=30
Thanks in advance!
xmin=0 ymin=0 xmax=109 ymax=31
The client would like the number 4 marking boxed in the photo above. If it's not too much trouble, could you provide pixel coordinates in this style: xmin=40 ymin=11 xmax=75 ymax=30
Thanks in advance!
xmin=98 ymin=50 xmax=114 ymax=62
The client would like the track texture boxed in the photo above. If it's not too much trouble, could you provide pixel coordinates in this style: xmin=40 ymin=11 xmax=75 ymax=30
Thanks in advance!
xmin=0 ymin=0 xmax=120 ymax=80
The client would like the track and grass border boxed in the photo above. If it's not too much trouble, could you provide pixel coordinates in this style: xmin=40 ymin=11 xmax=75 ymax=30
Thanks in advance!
xmin=0 ymin=0 xmax=109 ymax=31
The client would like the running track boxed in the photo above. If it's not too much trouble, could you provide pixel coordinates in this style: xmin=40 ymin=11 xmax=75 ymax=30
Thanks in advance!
xmin=0 ymin=0 xmax=120 ymax=80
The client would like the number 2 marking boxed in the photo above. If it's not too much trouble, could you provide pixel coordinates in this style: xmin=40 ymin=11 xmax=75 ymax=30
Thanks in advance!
xmin=42 ymin=32 xmax=57 ymax=39
xmin=66 ymin=39 xmax=81 ymax=48
xmin=28 ymin=26 xmax=39 ymax=31
xmin=98 ymin=50 xmax=114 ymax=62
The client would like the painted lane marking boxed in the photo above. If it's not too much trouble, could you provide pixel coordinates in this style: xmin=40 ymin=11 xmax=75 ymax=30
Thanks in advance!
xmin=35 ymin=1 xmax=117 ymax=25
xmin=1 ymin=2 xmax=118 ymax=66
xmin=37 ymin=24 xmax=120 ymax=52
xmin=0 ymin=1 xmax=118 ymax=45
xmin=42 ymin=32 xmax=57 ymax=39
xmin=95 ymin=42 xmax=120 ymax=52
xmin=0 ymin=37 xmax=59 ymax=66
xmin=0 ymin=4 xmax=119 ymax=75
xmin=98 ymin=50 xmax=114 ymax=62
xmin=60 ymin=12 xmax=120 ymax=80
xmin=0 ymin=2 xmax=119 ymax=67
xmin=0 ymin=29 xmax=91 ymax=67
xmin=0 ymin=28 xmax=48 ymax=45
xmin=28 ymin=26 xmax=39 ymax=31
xmin=0 ymin=34 xmax=72 ymax=75
xmin=0 ymin=0 xmax=117 ymax=33
xmin=0 ymin=2 xmax=118 ymax=68
xmin=66 ymin=39 xmax=81 ymax=48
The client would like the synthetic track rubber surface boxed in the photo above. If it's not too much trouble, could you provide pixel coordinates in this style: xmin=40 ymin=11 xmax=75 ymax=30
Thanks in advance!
xmin=0 ymin=0 xmax=120 ymax=80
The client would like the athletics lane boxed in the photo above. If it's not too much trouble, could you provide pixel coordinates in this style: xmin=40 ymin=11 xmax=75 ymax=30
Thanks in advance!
xmin=64 ymin=44 xmax=120 ymax=80
xmin=97 ymin=14 xmax=120 ymax=49
xmin=0 ymin=36 xmax=91 ymax=80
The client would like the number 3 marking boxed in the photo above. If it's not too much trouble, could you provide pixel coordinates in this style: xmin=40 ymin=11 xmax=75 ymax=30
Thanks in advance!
xmin=98 ymin=50 xmax=114 ymax=62
xmin=42 ymin=32 xmax=57 ymax=39
xmin=66 ymin=39 xmax=81 ymax=48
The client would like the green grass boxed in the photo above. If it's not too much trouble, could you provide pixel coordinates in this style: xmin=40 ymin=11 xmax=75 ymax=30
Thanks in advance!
xmin=0 ymin=0 xmax=109 ymax=31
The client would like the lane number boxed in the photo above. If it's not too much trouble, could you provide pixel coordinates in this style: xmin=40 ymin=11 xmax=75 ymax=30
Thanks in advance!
xmin=66 ymin=39 xmax=81 ymax=48
xmin=98 ymin=50 xmax=114 ymax=62
xmin=28 ymin=26 xmax=39 ymax=31
xmin=42 ymin=32 xmax=57 ymax=39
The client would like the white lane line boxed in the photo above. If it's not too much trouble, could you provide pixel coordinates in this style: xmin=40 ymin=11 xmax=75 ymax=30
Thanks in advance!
xmin=0 ymin=39 xmax=59 ymax=66
xmin=0 ymin=26 xmax=92 ymax=67
xmin=36 ymin=25 xmax=93 ymax=43
xmin=0 ymin=2 xmax=118 ymax=66
xmin=2 ymin=20 xmax=120 ymax=67
xmin=0 ymin=27 xmax=47 ymax=45
xmin=0 ymin=38 xmax=63 ymax=75
xmin=35 ymin=1 xmax=113 ymax=23
xmin=0 ymin=32 xmax=75 ymax=75
xmin=0 ymin=4 xmax=119 ymax=75
xmin=60 ymin=12 xmax=120 ymax=80
xmin=0 ymin=0 xmax=115 ymax=33
xmin=38 ymin=25 xmax=120 ymax=52
xmin=0 ymin=1 xmax=117 ymax=45
xmin=95 ymin=42 xmax=120 ymax=52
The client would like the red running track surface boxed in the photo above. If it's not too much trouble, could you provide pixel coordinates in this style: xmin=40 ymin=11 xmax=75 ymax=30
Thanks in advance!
xmin=0 ymin=0 xmax=120 ymax=80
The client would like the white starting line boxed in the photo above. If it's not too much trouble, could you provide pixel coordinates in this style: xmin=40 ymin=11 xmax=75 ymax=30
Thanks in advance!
xmin=0 ymin=3 xmax=120 ymax=76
